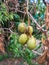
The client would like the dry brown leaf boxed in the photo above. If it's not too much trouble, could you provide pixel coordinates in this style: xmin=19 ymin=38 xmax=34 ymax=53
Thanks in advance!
xmin=37 ymin=50 xmax=47 ymax=64
xmin=0 ymin=34 xmax=5 ymax=53
xmin=47 ymin=36 xmax=49 ymax=41
xmin=47 ymin=51 xmax=49 ymax=62
xmin=0 ymin=42 xmax=5 ymax=53
xmin=45 ymin=4 xmax=49 ymax=30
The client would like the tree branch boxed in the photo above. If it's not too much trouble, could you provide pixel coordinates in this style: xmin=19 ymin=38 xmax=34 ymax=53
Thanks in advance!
xmin=17 ymin=10 xmax=26 ymax=14
xmin=32 ymin=50 xmax=42 ymax=56
xmin=0 ymin=28 xmax=14 ymax=33
xmin=28 ymin=12 xmax=47 ymax=32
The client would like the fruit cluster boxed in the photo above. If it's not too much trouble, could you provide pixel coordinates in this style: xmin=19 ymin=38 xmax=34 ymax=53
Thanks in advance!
xmin=18 ymin=22 xmax=36 ymax=50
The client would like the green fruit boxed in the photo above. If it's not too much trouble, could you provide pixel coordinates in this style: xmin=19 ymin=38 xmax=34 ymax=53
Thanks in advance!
xmin=27 ymin=36 xmax=36 ymax=50
xmin=19 ymin=34 xmax=28 ymax=44
xmin=18 ymin=22 xmax=26 ymax=33
xmin=27 ymin=26 xmax=33 ymax=34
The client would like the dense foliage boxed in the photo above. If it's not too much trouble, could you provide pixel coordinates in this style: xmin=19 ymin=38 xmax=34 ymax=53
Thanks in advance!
xmin=0 ymin=0 xmax=46 ymax=65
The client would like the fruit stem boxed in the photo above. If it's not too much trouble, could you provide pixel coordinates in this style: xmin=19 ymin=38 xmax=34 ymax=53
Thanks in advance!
xmin=28 ymin=18 xmax=30 ymax=26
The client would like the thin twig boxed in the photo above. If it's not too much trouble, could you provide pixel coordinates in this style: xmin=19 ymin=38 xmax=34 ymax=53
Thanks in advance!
xmin=0 ymin=28 xmax=13 ymax=33
xmin=17 ymin=10 xmax=26 ymax=14
xmin=37 ymin=24 xmax=46 ymax=30
xmin=28 ymin=12 xmax=47 ymax=32
xmin=32 ymin=50 xmax=42 ymax=56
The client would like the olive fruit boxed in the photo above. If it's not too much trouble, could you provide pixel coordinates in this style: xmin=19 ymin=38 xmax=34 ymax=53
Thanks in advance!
xmin=18 ymin=22 xmax=26 ymax=33
xmin=19 ymin=34 xmax=28 ymax=45
xmin=27 ymin=36 xmax=36 ymax=50
xmin=27 ymin=26 xmax=33 ymax=34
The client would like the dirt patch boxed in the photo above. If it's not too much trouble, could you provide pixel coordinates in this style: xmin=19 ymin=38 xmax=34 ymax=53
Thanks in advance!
xmin=0 ymin=58 xmax=28 ymax=65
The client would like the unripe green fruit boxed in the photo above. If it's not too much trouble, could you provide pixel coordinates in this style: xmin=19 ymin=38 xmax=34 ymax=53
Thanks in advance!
xmin=27 ymin=36 xmax=36 ymax=50
xmin=27 ymin=26 xmax=33 ymax=34
xmin=18 ymin=22 xmax=26 ymax=33
xmin=19 ymin=34 xmax=28 ymax=44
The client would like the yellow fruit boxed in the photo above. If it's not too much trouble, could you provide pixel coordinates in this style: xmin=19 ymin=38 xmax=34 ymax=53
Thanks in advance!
xmin=27 ymin=35 xmax=30 ymax=40
xmin=19 ymin=34 xmax=28 ymax=44
xmin=27 ymin=26 xmax=33 ymax=34
xmin=18 ymin=22 xmax=26 ymax=33
xmin=27 ymin=36 xmax=36 ymax=50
